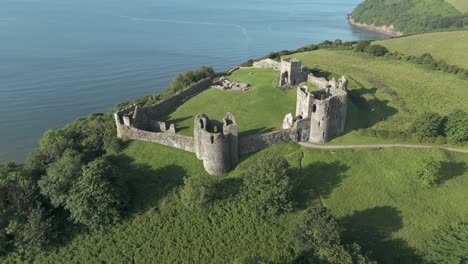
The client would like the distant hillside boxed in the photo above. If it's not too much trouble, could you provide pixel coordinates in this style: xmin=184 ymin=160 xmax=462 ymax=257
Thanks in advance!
xmin=445 ymin=0 xmax=468 ymax=13
xmin=351 ymin=0 xmax=465 ymax=34
xmin=375 ymin=31 xmax=468 ymax=68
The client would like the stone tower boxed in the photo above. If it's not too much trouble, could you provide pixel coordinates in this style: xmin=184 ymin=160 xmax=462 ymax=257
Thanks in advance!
xmin=194 ymin=113 xmax=239 ymax=175
xmin=294 ymin=79 xmax=348 ymax=143
xmin=279 ymin=58 xmax=307 ymax=88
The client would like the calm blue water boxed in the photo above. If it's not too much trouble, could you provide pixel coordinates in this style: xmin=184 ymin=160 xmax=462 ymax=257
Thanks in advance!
xmin=0 ymin=0 xmax=386 ymax=162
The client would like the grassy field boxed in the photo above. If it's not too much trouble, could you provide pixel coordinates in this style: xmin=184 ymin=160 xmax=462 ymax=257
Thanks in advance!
xmin=375 ymin=31 xmax=468 ymax=68
xmin=445 ymin=0 xmax=468 ymax=12
xmin=291 ymin=49 xmax=468 ymax=145
xmin=161 ymin=68 xmax=296 ymax=137
xmin=27 ymin=140 xmax=468 ymax=264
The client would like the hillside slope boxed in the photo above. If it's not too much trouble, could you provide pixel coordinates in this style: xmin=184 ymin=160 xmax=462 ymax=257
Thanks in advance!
xmin=351 ymin=0 xmax=465 ymax=34
xmin=445 ymin=0 xmax=468 ymax=13
xmin=375 ymin=31 xmax=468 ymax=68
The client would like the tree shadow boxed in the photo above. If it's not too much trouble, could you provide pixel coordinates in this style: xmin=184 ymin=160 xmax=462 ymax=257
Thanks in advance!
xmin=439 ymin=161 xmax=467 ymax=185
xmin=340 ymin=206 xmax=421 ymax=264
xmin=294 ymin=161 xmax=349 ymax=209
xmin=345 ymin=87 xmax=398 ymax=133
xmin=107 ymin=154 xmax=186 ymax=214
xmin=239 ymin=127 xmax=274 ymax=137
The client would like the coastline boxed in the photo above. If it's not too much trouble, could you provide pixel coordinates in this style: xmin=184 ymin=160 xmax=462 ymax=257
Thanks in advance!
xmin=347 ymin=14 xmax=403 ymax=37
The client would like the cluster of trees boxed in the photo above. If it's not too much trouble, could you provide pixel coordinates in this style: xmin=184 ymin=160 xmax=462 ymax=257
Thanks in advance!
xmin=352 ymin=0 xmax=464 ymax=33
xmin=386 ymin=52 xmax=468 ymax=76
xmin=0 ymin=114 xmax=127 ymax=259
xmin=354 ymin=41 xmax=389 ymax=57
xmin=412 ymin=110 xmax=468 ymax=144
xmin=181 ymin=154 xmax=375 ymax=263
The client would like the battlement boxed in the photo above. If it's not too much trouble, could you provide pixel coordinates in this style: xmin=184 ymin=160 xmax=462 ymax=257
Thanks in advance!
xmin=194 ymin=113 xmax=239 ymax=175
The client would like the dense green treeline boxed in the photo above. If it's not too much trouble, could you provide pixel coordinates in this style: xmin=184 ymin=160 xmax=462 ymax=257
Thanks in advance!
xmin=351 ymin=0 xmax=465 ymax=34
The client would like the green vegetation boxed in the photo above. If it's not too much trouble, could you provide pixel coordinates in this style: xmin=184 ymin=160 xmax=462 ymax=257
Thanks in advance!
xmin=375 ymin=31 xmax=468 ymax=69
xmin=415 ymin=157 xmax=443 ymax=187
xmin=426 ymin=223 xmax=468 ymax=263
xmin=445 ymin=0 xmax=468 ymax=12
xmin=242 ymin=154 xmax=293 ymax=215
xmin=161 ymin=68 xmax=296 ymax=137
xmin=2 ymin=141 xmax=462 ymax=263
xmin=352 ymin=0 xmax=464 ymax=34
xmin=290 ymin=49 xmax=468 ymax=145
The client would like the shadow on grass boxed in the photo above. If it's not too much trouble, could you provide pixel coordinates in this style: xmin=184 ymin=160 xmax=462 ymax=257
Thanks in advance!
xmin=439 ymin=161 xmax=467 ymax=185
xmin=294 ymin=161 xmax=349 ymax=209
xmin=107 ymin=154 xmax=186 ymax=214
xmin=340 ymin=206 xmax=421 ymax=264
xmin=345 ymin=87 xmax=398 ymax=133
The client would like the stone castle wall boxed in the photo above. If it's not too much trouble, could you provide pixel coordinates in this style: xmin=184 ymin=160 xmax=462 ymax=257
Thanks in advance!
xmin=143 ymin=78 xmax=213 ymax=118
xmin=238 ymin=129 xmax=293 ymax=156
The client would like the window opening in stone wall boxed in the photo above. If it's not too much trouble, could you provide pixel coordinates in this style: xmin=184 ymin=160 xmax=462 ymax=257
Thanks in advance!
xmin=199 ymin=119 xmax=204 ymax=129
xmin=210 ymin=135 xmax=214 ymax=144
xmin=312 ymin=104 xmax=317 ymax=113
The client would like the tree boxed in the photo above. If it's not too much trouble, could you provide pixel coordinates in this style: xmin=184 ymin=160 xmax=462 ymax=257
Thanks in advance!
xmin=415 ymin=157 xmax=442 ymax=187
xmin=180 ymin=175 xmax=216 ymax=207
xmin=412 ymin=112 xmax=444 ymax=142
xmin=354 ymin=40 xmax=371 ymax=52
xmin=425 ymin=223 xmax=468 ymax=264
xmin=242 ymin=154 xmax=292 ymax=214
xmin=295 ymin=207 xmax=341 ymax=252
xmin=294 ymin=207 xmax=375 ymax=264
xmin=38 ymin=150 xmax=82 ymax=207
xmin=65 ymin=158 xmax=126 ymax=229
xmin=365 ymin=44 xmax=389 ymax=57
xmin=445 ymin=109 xmax=468 ymax=144
xmin=10 ymin=206 xmax=52 ymax=259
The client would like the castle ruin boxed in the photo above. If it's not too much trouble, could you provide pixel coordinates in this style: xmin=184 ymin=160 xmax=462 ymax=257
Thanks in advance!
xmin=114 ymin=59 xmax=348 ymax=175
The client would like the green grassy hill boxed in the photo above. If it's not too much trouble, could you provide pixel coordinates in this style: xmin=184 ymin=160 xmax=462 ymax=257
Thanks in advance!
xmin=375 ymin=31 xmax=468 ymax=68
xmin=26 ymin=141 xmax=468 ymax=264
xmin=445 ymin=0 xmax=468 ymax=13
xmin=351 ymin=0 xmax=465 ymax=34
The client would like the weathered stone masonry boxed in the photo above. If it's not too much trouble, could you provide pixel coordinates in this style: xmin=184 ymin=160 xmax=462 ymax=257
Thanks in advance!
xmin=115 ymin=60 xmax=348 ymax=175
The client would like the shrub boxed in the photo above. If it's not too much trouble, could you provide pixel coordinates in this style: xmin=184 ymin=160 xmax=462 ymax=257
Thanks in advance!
xmin=38 ymin=150 xmax=83 ymax=208
xmin=412 ymin=112 xmax=445 ymax=142
xmin=242 ymin=153 xmax=292 ymax=214
xmin=365 ymin=44 xmax=389 ymax=57
xmin=354 ymin=40 xmax=371 ymax=52
xmin=425 ymin=223 xmax=468 ymax=263
xmin=65 ymin=158 xmax=127 ymax=230
xmin=445 ymin=109 xmax=468 ymax=145
xmin=180 ymin=175 xmax=217 ymax=207
xmin=415 ymin=157 xmax=442 ymax=187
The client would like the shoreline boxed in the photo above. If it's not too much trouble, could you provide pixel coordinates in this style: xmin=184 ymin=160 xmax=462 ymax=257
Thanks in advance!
xmin=347 ymin=14 xmax=403 ymax=37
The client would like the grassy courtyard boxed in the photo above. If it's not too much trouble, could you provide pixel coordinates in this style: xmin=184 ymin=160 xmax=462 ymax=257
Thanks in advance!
xmin=161 ymin=68 xmax=296 ymax=137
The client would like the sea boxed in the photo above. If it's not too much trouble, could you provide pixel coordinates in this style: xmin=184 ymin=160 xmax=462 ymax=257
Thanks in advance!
xmin=0 ymin=0 xmax=387 ymax=162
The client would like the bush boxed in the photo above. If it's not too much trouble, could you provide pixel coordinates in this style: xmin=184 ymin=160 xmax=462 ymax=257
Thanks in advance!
xmin=445 ymin=109 xmax=468 ymax=145
xmin=412 ymin=112 xmax=445 ymax=142
xmin=65 ymin=158 xmax=127 ymax=230
xmin=365 ymin=44 xmax=389 ymax=57
xmin=415 ymin=158 xmax=442 ymax=187
xmin=242 ymin=153 xmax=293 ymax=214
xmin=354 ymin=40 xmax=371 ymax=52
xmin=425 ymin=223 xmax=468 ymax=263
xmin=38 ymin=150 xmax=83 ymax=208
xmin=180 ymin=175 xmax=217 ymax=207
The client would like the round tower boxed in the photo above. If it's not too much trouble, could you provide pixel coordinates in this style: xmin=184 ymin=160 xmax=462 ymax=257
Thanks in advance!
xmin=194 ymin=113 xmax=238 ymax=175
